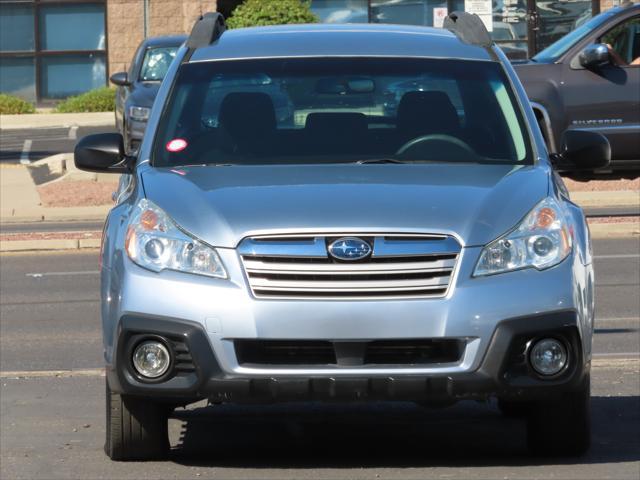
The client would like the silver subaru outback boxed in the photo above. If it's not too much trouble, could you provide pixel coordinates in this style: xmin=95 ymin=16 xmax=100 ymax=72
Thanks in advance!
xmin=75 ymin=12 xmax=610 ymax=461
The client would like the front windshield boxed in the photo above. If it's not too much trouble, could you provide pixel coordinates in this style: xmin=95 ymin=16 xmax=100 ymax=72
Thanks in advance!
xmin=139 ymin=46 xmax=179 ymax=82
xmin=533 ymin=9 xmax=617 ymax=62
xmin=152 ymin=57 xmax=532 ymax=167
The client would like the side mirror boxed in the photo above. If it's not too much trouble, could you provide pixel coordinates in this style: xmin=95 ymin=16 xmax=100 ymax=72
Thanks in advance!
xmin=551 ymin=130 xmax=610 ymax=172
xmin=74 ymin=133 xmax=133 ymax=173
xmin=578 ymin=43 xmax=610 ymax=69
xmin=110 ymin=71 xmax=131 ymax=87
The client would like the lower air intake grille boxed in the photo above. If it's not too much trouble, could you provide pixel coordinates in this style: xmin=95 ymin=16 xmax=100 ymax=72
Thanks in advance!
xmin=234 ymin=339 xmax=464 ymax=367
xmin=235 ymin=340 xmax=336 ymax=365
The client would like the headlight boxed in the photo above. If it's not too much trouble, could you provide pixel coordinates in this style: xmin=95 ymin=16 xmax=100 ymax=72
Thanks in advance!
xmin=125 ymin=199 xmax=227 ymax=278
xmin=129 ymin=106 xmax=150 ymax=122
xmin=474 ymin=197 xmax=572 ymax=276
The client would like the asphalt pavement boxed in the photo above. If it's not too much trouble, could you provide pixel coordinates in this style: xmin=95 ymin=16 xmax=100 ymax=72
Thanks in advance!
xmin=0 ymin=238 xmax=638 ymax=479
xmin=0 ymin=126 xmax=115 ymax=165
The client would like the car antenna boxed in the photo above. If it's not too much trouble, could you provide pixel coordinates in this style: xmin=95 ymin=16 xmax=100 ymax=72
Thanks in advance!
xmin=183 ymin=12 xmax=226 ymax=62
xmin=443 ymin=11 xmax=493 ymax=48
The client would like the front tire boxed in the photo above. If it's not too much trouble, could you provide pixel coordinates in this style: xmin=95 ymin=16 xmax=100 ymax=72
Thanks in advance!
xmin=526 ymin=375 xmax=591 ymax=456
xmin=105 ymin=380 xmax=170 ymax=461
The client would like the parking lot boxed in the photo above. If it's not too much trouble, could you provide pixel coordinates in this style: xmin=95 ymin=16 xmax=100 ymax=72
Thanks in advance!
xmin=1 ymin=237 xmax=638 ymax=479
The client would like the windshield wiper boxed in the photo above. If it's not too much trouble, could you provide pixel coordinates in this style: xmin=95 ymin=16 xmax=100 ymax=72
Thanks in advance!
xmin=356 ymin=158 xmax=409 ymax=164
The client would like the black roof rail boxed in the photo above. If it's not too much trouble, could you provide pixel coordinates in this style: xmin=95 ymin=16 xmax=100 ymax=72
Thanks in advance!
xmin=183 ymin=12 xmax=226 ymax=61
xmin=443 ymin=11 xmax=493 ymax=48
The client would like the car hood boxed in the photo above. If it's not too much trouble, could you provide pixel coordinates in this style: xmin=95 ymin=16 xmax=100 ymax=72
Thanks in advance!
xmin=128 ymin=82 xmax=161 ymax=108
xmin=140 ymin=163 xmax=550 ymax=248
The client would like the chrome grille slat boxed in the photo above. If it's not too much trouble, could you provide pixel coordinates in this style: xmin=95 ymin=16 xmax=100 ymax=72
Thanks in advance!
xmin=254 ymin=284 xmax=448 ymax=293
xmin=239 ymin=234 xmax=461 ymax=299
xmin=244 ymin=258 xmax=456 ymax=274
xmin=249 ymin=275 xmax=451 ymax=290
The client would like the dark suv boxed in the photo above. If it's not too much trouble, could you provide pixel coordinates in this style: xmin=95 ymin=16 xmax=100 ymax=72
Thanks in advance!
xmin=110 ymin=35 xmax=186 ymax=155
xmin=514 ymin=2 xmax=639 ymax=171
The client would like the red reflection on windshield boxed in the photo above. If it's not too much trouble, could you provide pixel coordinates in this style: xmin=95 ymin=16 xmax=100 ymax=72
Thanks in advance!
xmin=166 ymin=138 xmax=188 ymax=152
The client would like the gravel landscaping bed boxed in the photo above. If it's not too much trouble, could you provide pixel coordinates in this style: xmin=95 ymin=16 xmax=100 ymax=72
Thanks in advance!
xmin=564 ymin=176 xmax=640 ymax=192
xmin=37 ymin=181 xmax=118 ymax=207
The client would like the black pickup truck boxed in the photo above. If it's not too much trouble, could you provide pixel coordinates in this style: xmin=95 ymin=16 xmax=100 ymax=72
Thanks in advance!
xmin=514 ymin=2 xmax=640 ymax=172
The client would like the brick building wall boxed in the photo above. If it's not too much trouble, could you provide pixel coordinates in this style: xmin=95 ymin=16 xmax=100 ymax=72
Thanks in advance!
xmin=600 ymin=0 xmax=625 ymax=11
xmin=107 ymin=0 xmax=217 ymax=76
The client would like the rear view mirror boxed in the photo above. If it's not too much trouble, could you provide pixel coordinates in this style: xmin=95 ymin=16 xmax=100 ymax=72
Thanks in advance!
xmin=110 ymin=71 xmax=131 ymax=87
xmin=551 ymin=130 xmax=610 ymax=172
xmin=578 ymin=44 xmax=610 ymax=69
xmin=75 ymin=133 xmax=133 ymax=173
xmin=347 ymin=78 xmax=375 ymax=93
xmin=316 ymin=77 xmax=375 ymax=94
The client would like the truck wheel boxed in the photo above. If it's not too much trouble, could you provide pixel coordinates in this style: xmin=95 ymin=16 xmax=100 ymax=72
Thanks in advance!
xmin=526 ymin=376 xmax=591 ymax=456
xmin=497 ymin=398 xmax=531 ymax=418
xmin=105 ymin=380 xmax=170 ymax=461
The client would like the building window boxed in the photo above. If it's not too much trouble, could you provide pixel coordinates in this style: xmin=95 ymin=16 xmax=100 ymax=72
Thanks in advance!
xmin=40 ymin=53 xmax=106 ymax=99
xmin=0 ymin=3 xmax=35 ymax=52
xmin=311 ymin=0 xmax=369 ymax=23
xmin=0 ymin=0 xmax=107 ymax=105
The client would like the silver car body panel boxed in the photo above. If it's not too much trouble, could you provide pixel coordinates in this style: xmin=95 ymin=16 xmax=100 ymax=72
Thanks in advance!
xmin=138 ymin=163 xmax=550 ymax=249
xmin=100 ymin=24 xmax=594 ymax=391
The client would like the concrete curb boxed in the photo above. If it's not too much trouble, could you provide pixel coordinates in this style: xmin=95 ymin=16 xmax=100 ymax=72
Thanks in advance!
xmin=589 ymin=222 xmax=640 ymax=239
xmin=0 ymin=200 xmax=111 ymax=223
xmin=0 ymin=112 xmax=114 ymax=130
xmin=0 ymin=238 xmax=101 ymax=252
xmin=571 ymin=190 xmax=639 ymax=208
xmin=0 ymin=211 xmax=110 ymax=224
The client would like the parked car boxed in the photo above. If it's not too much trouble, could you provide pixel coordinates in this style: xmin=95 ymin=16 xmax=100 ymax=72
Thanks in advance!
xmin=75 ymin=12 xmax=610 ymax=461
xmin=110 ymin=35 xmax=187 ymax=155
xmin=514 ymin=2 xmax=640 ymax=171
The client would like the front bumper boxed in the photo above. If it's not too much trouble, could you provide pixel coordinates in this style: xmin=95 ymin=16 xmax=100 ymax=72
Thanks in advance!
xmin=106 ymin=310 xmax=588 ymax=404
xmin=104 ymin=237 xmax=593 ymax=404
xmin=125 ymin=118 xmax=147 ymax=155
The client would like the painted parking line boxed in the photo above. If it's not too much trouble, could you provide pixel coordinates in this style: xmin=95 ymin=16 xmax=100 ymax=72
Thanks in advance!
xmin=26 ymin=270 xmax=100 ymax=278
xmin=595 ymin=317 xmax=640 ymax=323
xmin=592 ymin=352 xmax=640 ymax=358
xmin=0 ymin=368 xmax=104 ymax=379
xmin=68 ymin=126 xmax=78 ymax=140
xmin=19 ymin=139 xmax=32 ymax=165
xmin=594 ymin=254 xmax=640 ymax=259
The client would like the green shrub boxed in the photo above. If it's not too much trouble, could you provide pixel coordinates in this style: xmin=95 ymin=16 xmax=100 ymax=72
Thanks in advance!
xmin=227 ymin=0 xmax=318 ymax=29
xmin=0 ymin=93 xmax=35 ymax=114
xmin=54 ymin=87 xmax=115 ymax=113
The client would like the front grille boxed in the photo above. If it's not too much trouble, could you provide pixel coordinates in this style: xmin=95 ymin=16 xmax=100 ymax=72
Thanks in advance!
xmin=234 ymin=339 xmax=464 ymax=367
xmin=238 ymin=234 xmax=461 ymax=299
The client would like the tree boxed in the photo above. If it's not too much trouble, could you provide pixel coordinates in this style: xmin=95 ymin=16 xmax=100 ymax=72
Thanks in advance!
xmin=226 ymin=0 xmax=318 ymax=29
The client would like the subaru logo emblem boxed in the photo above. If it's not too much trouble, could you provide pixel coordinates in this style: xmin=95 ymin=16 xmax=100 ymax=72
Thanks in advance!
xmin=328 ymin=237 xmax=372 ymax=261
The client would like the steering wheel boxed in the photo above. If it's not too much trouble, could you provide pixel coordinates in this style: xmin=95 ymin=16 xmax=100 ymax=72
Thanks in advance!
xmin=396 ymin=134 xmax=478 ymax=161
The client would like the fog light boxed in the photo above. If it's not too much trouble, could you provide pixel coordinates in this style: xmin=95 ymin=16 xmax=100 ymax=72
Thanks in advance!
xmin=132 ymin=341 xmax=171 ymax=378
xmin=529 ymin=338 xmax=567 ymax=376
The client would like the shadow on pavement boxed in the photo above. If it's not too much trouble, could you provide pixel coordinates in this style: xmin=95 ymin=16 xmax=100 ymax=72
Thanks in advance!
xmin=169 ymin=395 xmax=640 ymax=468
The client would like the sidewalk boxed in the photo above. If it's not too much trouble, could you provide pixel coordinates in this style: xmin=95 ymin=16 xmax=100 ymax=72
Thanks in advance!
xmin=0 ymin=112 xmax=114 ymax=130
xmin=0 ymin=164 xmax=112 ymax=223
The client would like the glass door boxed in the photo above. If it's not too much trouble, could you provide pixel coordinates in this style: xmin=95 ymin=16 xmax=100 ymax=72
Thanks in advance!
xmin=491 ymin=0 xmax=531 ymax=60
xmin=534 ymin=0 xmax=596 ymax=54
